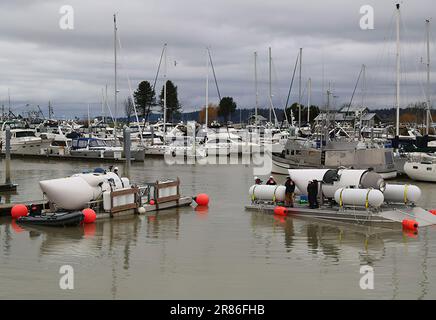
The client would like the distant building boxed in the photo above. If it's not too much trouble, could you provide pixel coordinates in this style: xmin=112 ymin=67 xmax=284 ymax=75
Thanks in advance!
xmin=248 ymin=114 xmax=268 ymax=125
xmin=314 ymin=106 xmax=381 ymax=127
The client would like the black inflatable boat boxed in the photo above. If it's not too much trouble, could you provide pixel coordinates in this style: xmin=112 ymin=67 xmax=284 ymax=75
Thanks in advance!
xmin=17 ymin=211 xmax=84 ymax=227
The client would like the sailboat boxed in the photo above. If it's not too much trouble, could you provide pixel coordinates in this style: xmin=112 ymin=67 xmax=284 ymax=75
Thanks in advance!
xmin=403 ymin=19 xmax=436 ymax=182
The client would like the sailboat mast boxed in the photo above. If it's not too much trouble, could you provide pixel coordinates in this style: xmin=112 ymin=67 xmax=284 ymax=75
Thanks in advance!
xmin=268 ymin=47 xmax=272 ymax=123
xmin=163 ymin=44 xmax=167 ymax=133
xmin=299 ymin=48 xmax=302 ymax=128
xmin=307 ymin=78 xmax=311 ymax=123
xmin=254 ymin=51 xmax=258 ymax=126
xmin=395 ymin=3 xmax=400 ymax=137
xmin=113 ymin=14 xmax=118 ymax=135
xmin=8 ymin=88 xmax=10 ymax=118
xmin=426 ymin=19 xmax=431 ymax=135
xmin=205 ymin=48 xmax=209 ymax=129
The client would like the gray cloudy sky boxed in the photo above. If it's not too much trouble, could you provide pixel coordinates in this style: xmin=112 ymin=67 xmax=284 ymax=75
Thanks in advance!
xmin=0 ymin=0 xmax=435 ymax=119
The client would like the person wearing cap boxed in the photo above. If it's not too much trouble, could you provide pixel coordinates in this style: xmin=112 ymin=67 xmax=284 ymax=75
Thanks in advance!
xmin=113 ymin=166 xmax=119 ymax=176
xmin=254 ymin=176 xmax=262 ymax=185
xmin=265 ymin=176 xmax=277 ymax=185
xmin=284 ymin=176 xmax=295 ymax=207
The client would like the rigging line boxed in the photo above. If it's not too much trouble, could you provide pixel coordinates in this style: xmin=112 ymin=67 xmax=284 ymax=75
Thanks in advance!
xmin=207 ymin=47 xmax=221 ymax=101
xmin=400 ymin=16 xmax=427 ymax=105
xmin=271 ymin=56 xmax=287 ymax=123
xmin=345 ymin=66 xmax=364 ymax=115
xmin=153 ymin=44 xmax=166 ymax=91
xmin=117 ymin=32 xmax=144 ymax=145
xmin=284 ymin=52 xmax=299 ymax=111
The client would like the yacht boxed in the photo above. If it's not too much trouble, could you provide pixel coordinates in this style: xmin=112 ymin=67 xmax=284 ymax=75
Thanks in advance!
xmin=1 ymin=128 xmax=51 ymax=155
xmin=272 ymin=137 xmax=397 ymax=179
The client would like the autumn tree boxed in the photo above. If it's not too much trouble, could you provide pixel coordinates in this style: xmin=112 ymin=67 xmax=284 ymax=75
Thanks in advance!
xmin=198 ymin=103 xmax=219 ymax=124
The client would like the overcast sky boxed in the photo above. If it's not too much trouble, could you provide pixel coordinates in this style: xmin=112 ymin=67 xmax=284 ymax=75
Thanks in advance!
xmin=0 ymin=0 xmax=435 ymax=119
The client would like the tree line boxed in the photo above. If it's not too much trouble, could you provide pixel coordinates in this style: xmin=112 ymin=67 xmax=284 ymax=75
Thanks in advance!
xmin=125 ymin=79 xmax=326 ymax=125
xmin=124 ymin=80 xmax=237 ymax=124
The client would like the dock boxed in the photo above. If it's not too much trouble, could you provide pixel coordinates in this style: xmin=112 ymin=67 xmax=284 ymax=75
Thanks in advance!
xmin=245 ymin=202 xmax=436 ymax=229
xmin=0 ymin=200 xmax=49 ymax=217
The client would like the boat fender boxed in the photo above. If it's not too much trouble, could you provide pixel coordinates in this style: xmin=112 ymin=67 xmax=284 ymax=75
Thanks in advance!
xmin=403 ymin=184 xmax=409 ymax=204
xmin=429 ymin=209 xmax=436 ymax=216
xmin=251 ymin=185 xmax=258 ymax=202
xmin=338 ymin=188 xmax=344 ymax=207
xmin=402 ymin=219 xmax=418 ymax=231
xmin=365 ymin=188 xmax=372 ymax=209
xmin=272 ymin=186 xmax=279 ymax=203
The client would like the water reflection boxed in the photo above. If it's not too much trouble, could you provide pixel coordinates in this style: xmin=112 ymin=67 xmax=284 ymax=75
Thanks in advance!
xmin=250 ymin=212 xmax=410 ymax=264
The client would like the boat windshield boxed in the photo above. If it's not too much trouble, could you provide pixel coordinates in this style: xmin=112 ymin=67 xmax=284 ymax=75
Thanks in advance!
xmin=15 ymin=131 xmax=36 ymax=138
xmin=89 ymin=139 xmax=108 ymax=147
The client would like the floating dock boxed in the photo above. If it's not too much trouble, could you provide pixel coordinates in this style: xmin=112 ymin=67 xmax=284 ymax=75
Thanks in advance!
xmin=245 ymin=202 xmax=436 ymax=229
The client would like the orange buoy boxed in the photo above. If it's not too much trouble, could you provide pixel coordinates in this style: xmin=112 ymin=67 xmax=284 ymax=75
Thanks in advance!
xmin=429 ymin=209 xmax=436 ymax=215
xmin=11 ymin=204 xmax=28 ymax=219
xmin=402 ymin=219 xmax=418 ymax=231
xmin=82 ymin=208 xmax=96 ymax=224
xmin=149 ymin=199 xmax=155 ymax=205
xmin=194 ymin=193 xmax=209 ymax=206
xmin=274 ymin=206 xmax=287 ymax=216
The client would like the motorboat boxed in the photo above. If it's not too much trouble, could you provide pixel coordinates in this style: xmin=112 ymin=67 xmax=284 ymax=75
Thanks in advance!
xmin=70 ymin=137 xmax=124 ymax=159
xmin=1 ymin=128 xmax=51 ymax=155
xmin=204 ymin=136 xmax=261 ymax=156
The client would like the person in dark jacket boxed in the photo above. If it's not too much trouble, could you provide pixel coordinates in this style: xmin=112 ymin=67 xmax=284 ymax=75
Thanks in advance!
xmin=266 ymin=176 xmax=277 ymax=185
xmin=254 ymin=176 xmax=262 ymax=185
xmin=307 ymin=180 xmax=319 ymax=209
xmin=284 ymin=177 xmax=296 ymax=207
xmin=312 ymin=179 xmax=319 ymax=208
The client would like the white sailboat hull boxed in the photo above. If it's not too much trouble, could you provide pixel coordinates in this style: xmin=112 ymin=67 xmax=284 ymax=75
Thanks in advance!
xmin=404 ymin=161 xmax=436 ymax=182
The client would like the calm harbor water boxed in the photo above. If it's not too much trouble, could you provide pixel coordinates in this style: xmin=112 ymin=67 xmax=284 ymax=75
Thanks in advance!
xmin=0 ymin=157 xmax=436 ymax=299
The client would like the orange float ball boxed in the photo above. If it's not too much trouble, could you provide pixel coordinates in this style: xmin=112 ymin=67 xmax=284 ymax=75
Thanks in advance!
xmin=195 ymin=193 xmax=209 ymax=206
xmin=82 ymin=208 xmax=97 ymax=224
xmin=11 ymin=204 xmax=28 ymax=219
xmin=274 ymin=206 xmax=287 ymax=216
xmin=149 ymin=199 xmax=155 ymax=205
xmin=402 ymin=219 xmax=418 ymax=231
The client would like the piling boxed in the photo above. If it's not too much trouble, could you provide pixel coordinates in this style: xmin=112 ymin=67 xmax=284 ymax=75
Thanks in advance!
xmin=123 ymin=126 xmax=131 ymax=177
xmin=0 ymin=126 xmax=17 ymax=191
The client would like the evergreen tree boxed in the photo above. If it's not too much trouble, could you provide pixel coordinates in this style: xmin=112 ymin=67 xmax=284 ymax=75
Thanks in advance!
xmin=133 ymin=81 xmax=156 ymax=121
xmin=159 ymin=80 xmax=181 ymax=122
xmin=218 ymin=97 xmax=237 ymax=123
